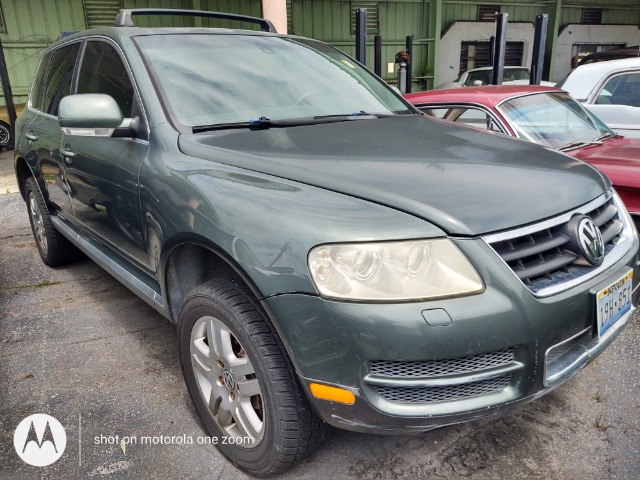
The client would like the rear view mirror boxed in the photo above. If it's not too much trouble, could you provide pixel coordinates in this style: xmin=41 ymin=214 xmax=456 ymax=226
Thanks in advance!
xmin=59 ymin=94 xmax=132 ymax=137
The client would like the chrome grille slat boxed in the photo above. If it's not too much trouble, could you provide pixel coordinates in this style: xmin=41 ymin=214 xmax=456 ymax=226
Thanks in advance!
xmin=484 ymin=195 xmax=629 ymax=295
xmin=514 ymin=251 xmax=579 ymax=281
xmin=591 ymin=203 xmax=617 ymax=226
xmin=601 ymin=219 xmax=623 ymax=244
xmin=498 ymin=232 xmax=569 ymax=262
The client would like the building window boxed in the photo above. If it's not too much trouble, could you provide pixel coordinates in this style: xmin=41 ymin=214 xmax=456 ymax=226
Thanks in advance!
xmin=478 ymin=5 xmax=501 ymax=22
xmin=351 ymin=2 xmax=379 ymax=34
xmin=582 ymin=8 xmax=603 ymax=25
xmin=459 ymin=41 xmax=524 ymax=74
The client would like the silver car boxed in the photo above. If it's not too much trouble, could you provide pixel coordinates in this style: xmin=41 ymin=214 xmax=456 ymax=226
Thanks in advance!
xmin=558 ymin=58 xmax=640 ymax=139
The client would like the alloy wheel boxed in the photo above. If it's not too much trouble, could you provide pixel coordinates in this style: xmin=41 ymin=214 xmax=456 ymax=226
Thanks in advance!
xmin=28 ymin=191 xmax=48 ymax=254
xmin=190 ymin=315 xmax=265 ymax=446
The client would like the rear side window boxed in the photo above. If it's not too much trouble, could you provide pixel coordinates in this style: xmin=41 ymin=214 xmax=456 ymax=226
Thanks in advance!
xmin=42 ymin=43 xmax=81 ymax=116
xmin=77 ymin=41 xmax=134 ymax=117
xmin=597 ymin=73 xmax=640 ymax=107
xmin=29 ymin=51 xmax=52 ymax=111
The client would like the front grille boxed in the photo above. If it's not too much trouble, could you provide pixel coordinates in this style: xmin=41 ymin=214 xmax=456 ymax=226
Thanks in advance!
xmin=370 ymin=348 xmax=514 ymax=378
xmin=485 ymin=196 xmax=625 ymax=295
xmin=376 ymin=375 xmax=511 ymax=403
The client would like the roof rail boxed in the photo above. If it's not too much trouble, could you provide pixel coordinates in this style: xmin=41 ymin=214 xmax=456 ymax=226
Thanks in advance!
xmin=57 ymin=31 xmax=80 ymax=41
xmin=114 ymin=8 xmax=277 ymax=33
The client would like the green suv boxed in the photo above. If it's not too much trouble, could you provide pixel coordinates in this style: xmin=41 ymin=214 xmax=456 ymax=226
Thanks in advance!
xmin=14 ymin=8 xmax=640 ymax=476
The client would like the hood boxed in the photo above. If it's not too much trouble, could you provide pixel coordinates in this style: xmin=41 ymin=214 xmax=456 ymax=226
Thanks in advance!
xmin=179 ymin=115 xmax=609 ymax=236
xmin=571 ymin=136 xmax=640 ymax=190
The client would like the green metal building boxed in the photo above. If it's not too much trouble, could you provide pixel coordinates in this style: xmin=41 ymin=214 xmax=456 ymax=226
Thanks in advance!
xmin=1 ymin=0 xmax=639 ymax=105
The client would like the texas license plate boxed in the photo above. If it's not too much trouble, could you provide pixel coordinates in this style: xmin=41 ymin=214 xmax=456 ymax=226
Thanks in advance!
xmin=596 ymin=269 xmax=633 ymax=337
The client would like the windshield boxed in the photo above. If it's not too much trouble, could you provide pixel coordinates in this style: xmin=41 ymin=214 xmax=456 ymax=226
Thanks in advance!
xmin=464 ymin=67 xmax=529 ymax=85
xmin=134 ymin=34 xmax=412 ymax=128
xmin=497 ymin=92 xmax=614 ymax=149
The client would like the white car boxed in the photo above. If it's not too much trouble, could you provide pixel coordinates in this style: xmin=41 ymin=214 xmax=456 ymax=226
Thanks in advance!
xmin=436 ymin=66 xmax=555 ymax=89
xmin=558 ymin=58 xmax=640 ymax=139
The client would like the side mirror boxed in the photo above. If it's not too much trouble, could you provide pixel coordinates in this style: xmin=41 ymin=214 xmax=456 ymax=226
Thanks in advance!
xmin=59 ymin=94 xmax=134 ymax=137
xmin=473 ymin=80 xmax=483 ymax=86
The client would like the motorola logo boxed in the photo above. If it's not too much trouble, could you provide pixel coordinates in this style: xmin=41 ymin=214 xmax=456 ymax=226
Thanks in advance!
xmin=13 ymin=414 xmax=66 ymax=467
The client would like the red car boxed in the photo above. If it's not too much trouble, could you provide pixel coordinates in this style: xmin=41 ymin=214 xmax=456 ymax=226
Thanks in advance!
xmin=406 ymin=85 xmax=640 ymax=226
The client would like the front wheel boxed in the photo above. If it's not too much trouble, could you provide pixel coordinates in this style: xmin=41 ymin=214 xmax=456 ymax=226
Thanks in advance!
xmin=178 ymin=278 xmax=327 ymax=476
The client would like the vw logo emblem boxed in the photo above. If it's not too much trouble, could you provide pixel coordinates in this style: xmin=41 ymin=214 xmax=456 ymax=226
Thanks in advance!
xmin=223 ymin=370 xmax=236 ymax=391
xmin=577 ymin=217 xmax=604 ymax=266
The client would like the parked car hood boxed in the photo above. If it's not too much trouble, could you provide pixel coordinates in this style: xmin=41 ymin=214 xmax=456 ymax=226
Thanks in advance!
xmin=179 ymin=115 xmax=608 ymax=236
xmin=571 ymin=136 xmax=640 ymax=190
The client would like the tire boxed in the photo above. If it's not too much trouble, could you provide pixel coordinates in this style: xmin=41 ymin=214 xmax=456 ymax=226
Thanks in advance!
xmin=0 ymin=120 xmax=11 ymax=148
xmin=24 ymin=177 xmax=81 ymax=266
xmin=178 ymin=278 xmax=328 ymax=476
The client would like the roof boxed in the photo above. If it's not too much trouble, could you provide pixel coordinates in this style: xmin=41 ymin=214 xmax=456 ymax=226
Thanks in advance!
xmin=404 ymin=85 xmax=562 ymax=106
xmin=577 ymin=46 xmax=640 ymax=66
xmin=50 ymin=8 xmax=279 ymax=47
xmin=463 ymin=66 xmax=529 ymax=73
xmin=560 ymin=57 xmax=640 ymax=101
xmin=50 ymin=25 xmax=278 ymax=49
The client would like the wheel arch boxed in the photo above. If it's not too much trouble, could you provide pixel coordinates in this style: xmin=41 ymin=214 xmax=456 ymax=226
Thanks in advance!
xmin=14 ymin=156 xmax=33 ymax=201
xmin=161 ymin=235 xmax=268 ymax=325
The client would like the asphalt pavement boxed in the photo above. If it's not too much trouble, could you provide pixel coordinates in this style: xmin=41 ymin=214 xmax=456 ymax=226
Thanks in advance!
xmin=1 ymin=178 xmax=639 ymax=479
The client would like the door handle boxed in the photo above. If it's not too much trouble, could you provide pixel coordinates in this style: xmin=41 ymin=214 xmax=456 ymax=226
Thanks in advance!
xmin=60 ymin=147 xmax=76 ymax=162
xmin=24 ymin=133 xmax=38 ymax=141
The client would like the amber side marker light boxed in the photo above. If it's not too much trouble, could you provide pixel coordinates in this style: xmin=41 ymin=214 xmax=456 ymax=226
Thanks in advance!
xmin=309 ymin=383 xmax=356 ymax=405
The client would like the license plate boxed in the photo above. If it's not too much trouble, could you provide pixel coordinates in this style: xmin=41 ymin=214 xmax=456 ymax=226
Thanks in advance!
xmin=596 ymin=269 xmax=633 ymax=337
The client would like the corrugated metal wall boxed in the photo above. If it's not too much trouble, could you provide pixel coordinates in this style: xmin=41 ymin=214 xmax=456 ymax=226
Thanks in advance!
xmin=560 ymin=0 xmax=640 ymax=26
xmin=291 ymin=1 xmax=431 ymax=85
xmin=1 ymin=0 xmax=87 ymax=104
xmin=2 ymin=0 xmax=640 ymax=106
xmin=0 ymin=0 xmax=262 ymax=105
xmin=442 ymin=0 xmax=640 ymax=32
xmin=120 ymin=0 xmax=261 ymax=28
xmin=443 ymin=1 xmax=547 ymax=31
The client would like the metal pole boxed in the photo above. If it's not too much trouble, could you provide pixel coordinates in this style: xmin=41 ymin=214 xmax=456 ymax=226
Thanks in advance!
xmin=374 ymin=34 xmax=382 ymax=77
xmin=0 ymin=38 xmax=16 ymax=149
xmin=491 ymin=13 xmax=508 ymax=85
xmin=530 ymin=14 xmax=548 ymax=85
xmin=489 ymin=36 xmax=495 ymax=67
xmin=405 ymin=35 xmax=413 ymax=93
xmin=355 ymin=8 xmax=367 ymax=65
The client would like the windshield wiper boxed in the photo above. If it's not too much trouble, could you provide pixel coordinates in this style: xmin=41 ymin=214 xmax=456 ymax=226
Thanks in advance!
xmin=558 ymin=140 xmax=587 ymax=151
xmin=192 ymin=112 xmax=390 ymax=133
xmin=558 ymin=133 xmax=615 ymax=151
xmin=593 ymin=132 xmax=616 ymax=142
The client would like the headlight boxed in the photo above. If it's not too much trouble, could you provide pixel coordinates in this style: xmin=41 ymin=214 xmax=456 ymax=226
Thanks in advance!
xmin=308 ymin=239 xmax=484 ymax=301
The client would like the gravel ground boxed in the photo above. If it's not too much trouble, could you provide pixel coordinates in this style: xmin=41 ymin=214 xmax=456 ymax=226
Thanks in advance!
xmin=1 ymin=192 xmax=638 ymax=479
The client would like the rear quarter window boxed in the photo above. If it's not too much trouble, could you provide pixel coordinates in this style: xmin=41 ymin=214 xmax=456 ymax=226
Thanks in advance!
xmin=42 ymin=42 xmax=81 ymax=116
xmin=29 ymin=51 xmax=52 ymax=111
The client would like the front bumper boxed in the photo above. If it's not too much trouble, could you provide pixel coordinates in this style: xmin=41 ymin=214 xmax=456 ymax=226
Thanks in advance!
xmin=264 ymin=236 xmax=640 ymax=434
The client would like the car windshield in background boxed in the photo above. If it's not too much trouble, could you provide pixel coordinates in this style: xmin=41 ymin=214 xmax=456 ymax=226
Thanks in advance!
xmin=498 ymin=92 xmax=613 ymax=149
xmin=463 ymin=67 xmax=530 ymax=85
xmin=134 ymin=34 xmax=412 ymax=128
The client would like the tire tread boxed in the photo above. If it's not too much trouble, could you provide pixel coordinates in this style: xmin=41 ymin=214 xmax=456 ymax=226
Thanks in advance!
xmin=179 ymin=278 xmax=328 ymax=476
